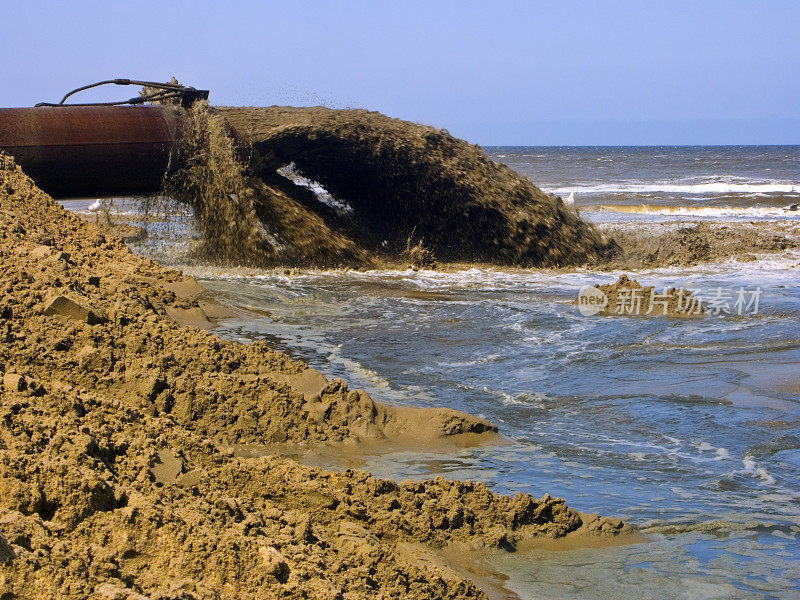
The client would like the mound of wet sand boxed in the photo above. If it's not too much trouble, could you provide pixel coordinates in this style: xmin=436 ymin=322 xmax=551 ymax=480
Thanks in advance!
xmin=217 ymin=106 xmax=616 ymax=267
xmin=0 ymin=152 xmax=633 ymax=599
xmin=601 ymin=221 xmax=800 ymax=268
xmin=581 ymin=275 xmax=705 ymax=317
xmin=151 ymin=105 xmax=800 ymax=273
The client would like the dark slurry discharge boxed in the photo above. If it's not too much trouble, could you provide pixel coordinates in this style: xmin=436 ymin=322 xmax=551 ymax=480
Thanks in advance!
xmin=217 ymin=106 xmax=617 ymax=267
xmin=171 ymin=106 xmax=793 ymax=272
xmin=0 ymin=152 xmax=632 ymax=599
xmin=165 ymin=103 xmax=372 ymax=267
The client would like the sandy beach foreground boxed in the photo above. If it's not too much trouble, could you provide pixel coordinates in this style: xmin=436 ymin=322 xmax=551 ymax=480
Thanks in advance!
xmin=0 ymin=152 xmax=637 ymax=599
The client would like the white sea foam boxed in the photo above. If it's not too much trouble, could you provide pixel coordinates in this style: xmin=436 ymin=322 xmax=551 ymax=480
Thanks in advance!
xmin=183 ymin=253 xmax=800 ymax=300
xmin=742 ymin=457 xmax=777 ymax=485
xmin=695 ymin=441 xmax=731 ymax=460
xmin=481 ymin=386 xmax=550 ymax=406
xmin=327 ymin=344 xmax=393 ymax=391
xmin=547 ymin=181 xmax=800 ymax=196
xmin=586 ymin=205 xmax=799 ymax=218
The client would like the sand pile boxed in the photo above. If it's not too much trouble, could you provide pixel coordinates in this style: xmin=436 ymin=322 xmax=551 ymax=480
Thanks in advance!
xmin=602 ymin=221 xmax=800 ymax=268
xmin=217 ymin=106 xmax=616 ymax=267
xmin=0 ymin=152 xmax=632 ymax=599
xmin=579 ymin=275 xmax=704 ymax=317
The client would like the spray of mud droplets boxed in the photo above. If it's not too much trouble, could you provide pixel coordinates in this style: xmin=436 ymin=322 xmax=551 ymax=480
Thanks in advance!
xmin=164 ymin=102 xmax=276 ymax=265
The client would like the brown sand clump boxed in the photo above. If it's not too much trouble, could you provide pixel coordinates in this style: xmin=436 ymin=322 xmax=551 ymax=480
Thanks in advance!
xmin=602 ymin=221 xmax=800 ymax=268
xmin=0 ymin=152 xmax=633 ymax=598
xmin=0 ymin=385 xmax=625 ymax=600
xmin=402 ymin=236 xmax=438 ymax=270
xmin=581 ymin=275 xmax=704 ymax=317
xmin=218 ymin=106 xmax=617 ymax=267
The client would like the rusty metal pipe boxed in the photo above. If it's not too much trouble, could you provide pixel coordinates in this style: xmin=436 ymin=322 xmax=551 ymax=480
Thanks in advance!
xmin=0 ymin=106 xmax=189 ymax=198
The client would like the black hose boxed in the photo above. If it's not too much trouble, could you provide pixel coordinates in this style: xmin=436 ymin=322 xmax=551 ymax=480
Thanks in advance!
xmin=35 ymin=79 xmax=209 ymax=108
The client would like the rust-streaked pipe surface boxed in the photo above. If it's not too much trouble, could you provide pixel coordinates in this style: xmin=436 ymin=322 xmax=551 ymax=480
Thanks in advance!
xmin=0 ymin=106 xmax=188 ymax=198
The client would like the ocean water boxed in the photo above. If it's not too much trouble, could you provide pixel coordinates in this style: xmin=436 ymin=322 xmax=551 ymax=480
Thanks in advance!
xmin=65 ymin=146 xmax=800 ymax=599
xmin=493 ymin=145 xmax=800 ymax=218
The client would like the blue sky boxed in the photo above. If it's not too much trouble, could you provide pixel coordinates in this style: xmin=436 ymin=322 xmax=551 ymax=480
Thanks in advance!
xmin=2 ymin=0 xmax=798 ymax=145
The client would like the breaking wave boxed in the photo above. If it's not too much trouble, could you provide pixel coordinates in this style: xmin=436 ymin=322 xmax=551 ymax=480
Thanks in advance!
xmin=549 ymin=181 xmax=800 ymax=196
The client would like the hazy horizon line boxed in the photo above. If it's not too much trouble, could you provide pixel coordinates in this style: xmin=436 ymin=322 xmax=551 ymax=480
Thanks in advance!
xmin=480 ymin=143 xmax=800 ymax=148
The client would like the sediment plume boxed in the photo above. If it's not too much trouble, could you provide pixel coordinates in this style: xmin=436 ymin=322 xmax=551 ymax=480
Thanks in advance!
xmin=0 ymin=152 xmax=633 ymax=599
xmin=251 ymin=172 xmax=373 ymax=267
xmin=217 ymin=106 xmax=617 ymax=267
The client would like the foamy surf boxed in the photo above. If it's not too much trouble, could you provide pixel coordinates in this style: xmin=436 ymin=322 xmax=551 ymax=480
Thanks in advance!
xmin=587 ymin=204 xmax=800 ymax=218
xmin=548 ymin=181 xmax=800 ymax=196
